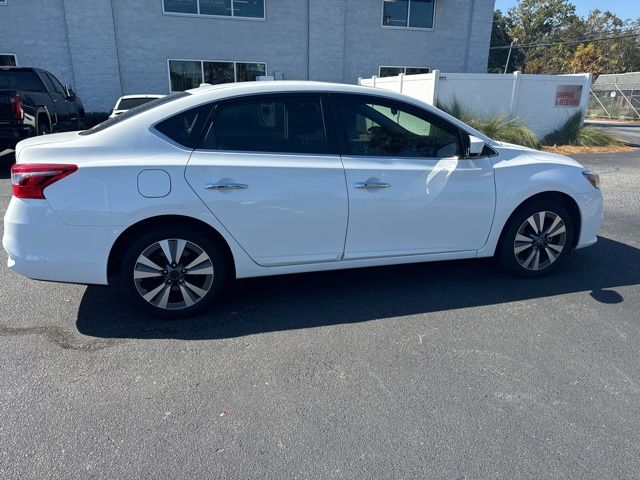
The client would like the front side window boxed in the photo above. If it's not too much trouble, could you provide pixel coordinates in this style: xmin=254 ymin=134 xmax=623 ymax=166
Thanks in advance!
xmin=382 ymin=0 xmax=435 ymax=29
xmin=169 ymin=60 xmax=267 ymax=92
xmin=379 ymin=66 xmax=430 ymax=77
xmin=164 ymin=0 xmax=264 ymax=18
xmin=201 ymin=95 xmax=329 ymax=154
xmin=332 ymin=95 xmax=461 ymax=158
xmin=0 ymin=54 xmax=17 ymax=66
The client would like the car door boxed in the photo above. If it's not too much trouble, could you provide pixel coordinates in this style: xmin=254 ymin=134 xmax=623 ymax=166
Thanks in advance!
xmin=185 ymin=93 xmax=349 ymax=267
xmin=330 ymin=93 xmax=496 ymax=259
xmin=41 ymin=71 xmax=75 ymax=130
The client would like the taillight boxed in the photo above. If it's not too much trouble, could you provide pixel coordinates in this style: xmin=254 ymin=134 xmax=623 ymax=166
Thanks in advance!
xmin=11 ymin=164 xmax=78 ymax=199
xmin=10 ymin=95 xmax=24 ymax=120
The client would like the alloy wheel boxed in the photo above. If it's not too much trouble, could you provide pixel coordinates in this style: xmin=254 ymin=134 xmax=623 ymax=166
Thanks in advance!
xmin=133 ymin=238 xmax=215 ymax=310
xmin=513 ymin=211 xmax=567 ymax=271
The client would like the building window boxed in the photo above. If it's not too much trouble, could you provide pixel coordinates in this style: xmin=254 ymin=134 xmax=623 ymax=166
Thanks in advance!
xmin=379 ymin=66 xmax=430 ymax=77
xmin=382 ymin=0 xmax=435 ymax=29
xmin=168 ymin=59 xmax=267 ymax=92
xmin=163 ymin=0 xmax=265 ymax=19
xmin=0 ymin=54 xmax=17 ymax=66
xmin=0 ymin=1 xmax=6 ymax=5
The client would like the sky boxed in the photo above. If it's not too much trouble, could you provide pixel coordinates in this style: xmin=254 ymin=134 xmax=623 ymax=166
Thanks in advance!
xmin=494 ymin=0 xmax=639 ymax=20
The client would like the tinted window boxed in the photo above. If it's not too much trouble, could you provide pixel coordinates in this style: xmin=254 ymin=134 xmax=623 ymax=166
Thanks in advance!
xmin=45 ymin=72 xmax=66 ymax=95
xmin=200 ymin=0 xmax=230 ymax=15
xmin=380 ymin=67 xmax=404 ymax=78
xmin=204 ymin=61 xmax=234 ymax=85
xmin=409 ymin=0 xmax=435 ymax=28
xmin=201 ymin=95 xmax=329 ymax=154
xmin=232 ymin=0 xmax=263 ymax=18
xmin=382 ymin=0 xmax=408 ymax=26
xmin=80 ymin=92 xmax=190 ymax=135
xmin=164 ymin=0 xmax=197 ymax=13
xmin=332 ymin=95 xmax=461 ymax=158
xmin=235 ymin=62 xmax=266 ymax=82
xmin=155 ymin=104 xmax=213 ymax=148
xmin=405 ymin=67 xmax=430 ymax=75
xmin=0 ymin=54 xmax=17 ymax=67
xmin=117 ymin=97 xmax=161 ymax=110
xmin=0 ymin=71 xmax=45 ymax=92
xmin=169 ymin=60 xmax=202 ymax=92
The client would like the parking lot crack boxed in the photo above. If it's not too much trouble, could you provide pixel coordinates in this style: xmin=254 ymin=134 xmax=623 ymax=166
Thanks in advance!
xmin=0 ymin=324 xmax=126 ymax=351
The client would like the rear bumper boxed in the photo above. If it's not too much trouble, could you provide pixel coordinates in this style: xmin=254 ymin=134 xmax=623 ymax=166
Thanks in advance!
xmin=2 ymin=197 xmax=118 ymax=285
xmin=0 ymin=124 xmax=31 ymax=142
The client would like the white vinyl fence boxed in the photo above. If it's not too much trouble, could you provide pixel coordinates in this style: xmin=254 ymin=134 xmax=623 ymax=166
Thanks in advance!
xmin=359 ymin=71 xmax=592 ymax=136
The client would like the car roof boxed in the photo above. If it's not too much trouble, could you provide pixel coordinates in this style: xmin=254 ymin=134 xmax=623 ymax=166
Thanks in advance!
xmin=186 ymin=80 xmax=389 ymax=100
xmin=119 ymin=94 xmax=164 ymax=100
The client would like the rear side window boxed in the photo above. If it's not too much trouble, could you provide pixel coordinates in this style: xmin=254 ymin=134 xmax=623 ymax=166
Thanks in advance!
xmin=0 ymin=71 xmax=45 ymax=92
xmin=81 ymin=92 xmax=190 ymax=136
xmin=200 ymin=95 xmax=330 ymax=154
xmin=155 ymin=104 xmax=213 ymax=148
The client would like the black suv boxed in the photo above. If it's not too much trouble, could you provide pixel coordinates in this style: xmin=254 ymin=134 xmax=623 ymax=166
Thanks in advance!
xmin=0 ymin=67 xmax=85 ymax=150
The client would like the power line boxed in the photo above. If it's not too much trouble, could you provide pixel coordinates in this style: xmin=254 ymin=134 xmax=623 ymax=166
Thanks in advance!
xmin=490 ymin=31 xmax=640 ymax=50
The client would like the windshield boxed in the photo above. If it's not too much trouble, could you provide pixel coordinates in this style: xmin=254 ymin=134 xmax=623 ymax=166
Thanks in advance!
xmin=81 ymin=92 xmax=190 ymax=135
xmin=117 ymin=97 xmax=162 ymax=110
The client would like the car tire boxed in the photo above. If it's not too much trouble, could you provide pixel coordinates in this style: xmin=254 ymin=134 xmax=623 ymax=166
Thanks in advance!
xmin=115 ymin=227 xmax=230 ymax=319
xmin=37 ymin=122 xmax=50 ymax=136
xmin=497 ymin=199 xmax=574 ymax=278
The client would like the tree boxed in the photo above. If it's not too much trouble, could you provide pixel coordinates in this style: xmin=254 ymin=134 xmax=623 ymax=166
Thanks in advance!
xmin=488 ymin=1 xmax=640 ymax=75
xmin=488 ymin=10 xmax=514 ymax=73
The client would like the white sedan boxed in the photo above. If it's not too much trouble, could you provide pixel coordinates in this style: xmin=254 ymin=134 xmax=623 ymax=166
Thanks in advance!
xmin=3 ymin=81 xmax=603 ymax=317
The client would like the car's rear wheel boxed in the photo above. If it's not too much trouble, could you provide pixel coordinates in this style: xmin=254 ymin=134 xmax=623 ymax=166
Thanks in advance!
xmin=497 ymin=200 xmax=574 ymax=277
xmin=116 ymin=227 xmax=229 ymax=318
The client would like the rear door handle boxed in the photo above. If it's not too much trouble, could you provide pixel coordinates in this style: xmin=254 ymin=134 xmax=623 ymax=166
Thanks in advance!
xmin=205 ymin=182 xmax=249 ymax=190
xmin=354 ymin=181 xmax=391 ymax=190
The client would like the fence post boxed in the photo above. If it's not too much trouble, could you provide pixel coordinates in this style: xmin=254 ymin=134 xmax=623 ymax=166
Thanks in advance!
xmin=357 ymin=77 xmax=362 ymax=86
xmin=372 ymin=75 xmax=377 ymax=88
xmin=399 ymin=73 xmax=404 ymax=94
xmin=509 ymin=71 xmax=521 ymax=116
xmin=431 ymin=69 xmax=440 ymax=106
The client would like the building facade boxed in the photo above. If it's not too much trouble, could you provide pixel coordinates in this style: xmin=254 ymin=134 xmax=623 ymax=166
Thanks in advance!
xmin=0 ymin=0 xmax=495 ymax=111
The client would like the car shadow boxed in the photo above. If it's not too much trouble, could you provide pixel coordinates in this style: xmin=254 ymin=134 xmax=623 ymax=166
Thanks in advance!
xmin=76 ymin=236 xmax=640 ymax=340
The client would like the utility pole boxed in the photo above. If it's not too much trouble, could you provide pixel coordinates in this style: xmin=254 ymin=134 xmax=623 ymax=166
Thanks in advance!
xmin=504 ymin=38 xmax=519 ymax=74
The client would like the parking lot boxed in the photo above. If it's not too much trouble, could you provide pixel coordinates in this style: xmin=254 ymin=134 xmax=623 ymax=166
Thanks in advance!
xmin=1 ymin=148 xmax=639 ymax=479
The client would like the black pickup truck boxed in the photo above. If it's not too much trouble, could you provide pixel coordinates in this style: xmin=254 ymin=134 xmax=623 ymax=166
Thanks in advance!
xmin=0 ymin=67 xmax=85 ymax=150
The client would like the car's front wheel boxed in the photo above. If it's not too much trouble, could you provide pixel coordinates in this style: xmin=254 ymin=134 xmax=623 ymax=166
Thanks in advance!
xmin=497 ymin=200 xmax=574 ymax=277
xmin=115 ymin=227 xmax=229 ymax=318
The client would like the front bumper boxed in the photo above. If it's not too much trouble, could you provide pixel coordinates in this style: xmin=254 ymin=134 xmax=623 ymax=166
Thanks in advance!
xmin=575 ymin=188 xmax=604 ymax=249
xmin=3 ymin=197 xmax=119 ymax=285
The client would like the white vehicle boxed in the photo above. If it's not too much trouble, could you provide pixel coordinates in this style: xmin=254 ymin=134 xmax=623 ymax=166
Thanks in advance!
xmin=109 ymin=94 xmax=164 ymax=118
xmin=3 ymin=81 xmax=603 ymax=318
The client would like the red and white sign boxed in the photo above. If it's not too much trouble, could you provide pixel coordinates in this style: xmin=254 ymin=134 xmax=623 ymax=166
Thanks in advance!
xmin=554 ymin=85 xmax=583 ymax=108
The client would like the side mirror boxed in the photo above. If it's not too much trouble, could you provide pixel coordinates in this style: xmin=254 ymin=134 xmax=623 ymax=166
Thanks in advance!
xmin=468 ymin=135 xmax=485 ymax=157
xmin=64 ymin=85 xmax=76 ymax=100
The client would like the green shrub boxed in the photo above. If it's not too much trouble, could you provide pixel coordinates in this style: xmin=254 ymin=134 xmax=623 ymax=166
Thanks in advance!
xmin=437 ymin=98 xmax=541 ymax=149
xmin=83 ymin=112 xmax=110 ymax=129
xmin=542 ymin=112 xmax=622 ymax=147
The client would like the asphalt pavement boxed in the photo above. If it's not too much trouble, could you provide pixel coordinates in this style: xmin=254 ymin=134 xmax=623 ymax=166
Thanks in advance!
xmin=586 ymin=122 xmax=640 ymax=146
xmin=1 ymin=148 xmax=639 ymax=479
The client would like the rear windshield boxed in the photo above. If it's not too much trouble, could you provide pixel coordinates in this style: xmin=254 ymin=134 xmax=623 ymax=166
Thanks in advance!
xmin=117 ymin=97 xmax=161 ymax=110
xmin=0 ymin=70 xmax=45 ymax=92
xmin=81 ymin=92 xmax=190 ymax=136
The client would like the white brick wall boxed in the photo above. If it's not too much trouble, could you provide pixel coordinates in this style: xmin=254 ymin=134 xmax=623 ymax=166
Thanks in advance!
xmin=0 ymin=0 xmax=495 ymax=111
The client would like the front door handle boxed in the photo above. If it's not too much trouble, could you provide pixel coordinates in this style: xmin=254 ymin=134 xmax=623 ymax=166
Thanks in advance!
xmin=354 ymin=181 xmax=391 ymax=190
xmin=205 ymin=182 xmax=249 ymax=190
